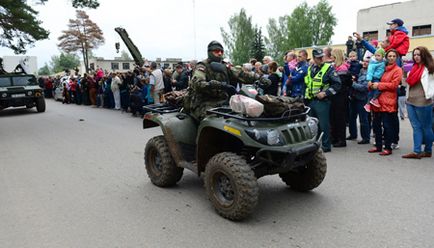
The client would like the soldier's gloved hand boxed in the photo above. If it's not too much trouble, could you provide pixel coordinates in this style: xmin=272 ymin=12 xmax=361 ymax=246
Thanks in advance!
xmin=223 ymin=84 xmax=237 ymax=96
xmin=259 ymin=77 xmax=272 ymax=87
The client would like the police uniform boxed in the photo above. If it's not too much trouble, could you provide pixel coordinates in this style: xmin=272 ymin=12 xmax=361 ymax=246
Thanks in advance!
xmin=304 ymin=49 xmax=341 ymax=152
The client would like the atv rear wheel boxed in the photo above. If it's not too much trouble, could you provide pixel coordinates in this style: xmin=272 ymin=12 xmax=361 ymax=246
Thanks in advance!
xmin=279 ymin=149 xmax=327 ymax=191
xmin=204 ymin=152 xmax=258 ymax=221
xmin=145 ymin=135 xmax=183 ymax=187
xmin=36 ymin=97 xmax=46 ymax=112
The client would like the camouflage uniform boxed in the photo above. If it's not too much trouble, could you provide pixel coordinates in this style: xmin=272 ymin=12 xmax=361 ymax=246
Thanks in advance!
xmin=183 ymin=59 xmax=257 ymax=121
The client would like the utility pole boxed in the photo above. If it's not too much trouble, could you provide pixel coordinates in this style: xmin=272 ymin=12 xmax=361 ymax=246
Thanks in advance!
xmin=192 ymin=0 xmax=197 ymax=60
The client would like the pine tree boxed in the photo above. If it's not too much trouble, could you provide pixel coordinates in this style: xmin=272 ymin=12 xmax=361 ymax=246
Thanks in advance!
xmin=250 ymin=27 xmax=265 ymax=62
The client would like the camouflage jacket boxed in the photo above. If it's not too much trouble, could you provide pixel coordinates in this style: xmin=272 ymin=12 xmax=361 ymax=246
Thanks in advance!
xmin=183 ymin=59 xmax=257 ymax=121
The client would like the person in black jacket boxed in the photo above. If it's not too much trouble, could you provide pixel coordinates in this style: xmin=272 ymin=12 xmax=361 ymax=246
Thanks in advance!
xmin=263 ymin=61 xmax=280 ymax=96
xmin=173 ymin=64 xmax=189 ymax=90
xmin=345 ymin=36 xmax=355 ymax=57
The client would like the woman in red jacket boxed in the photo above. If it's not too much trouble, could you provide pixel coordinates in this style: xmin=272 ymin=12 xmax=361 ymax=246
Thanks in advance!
xmin=368 ymin=49 xmax=403 ymax=155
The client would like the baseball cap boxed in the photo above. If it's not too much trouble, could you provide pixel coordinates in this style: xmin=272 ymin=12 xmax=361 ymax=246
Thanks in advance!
xmin=312 ymin=48 xmax=324 ymax=58
xmin=387 ymin=18 xmax=404 ymax=26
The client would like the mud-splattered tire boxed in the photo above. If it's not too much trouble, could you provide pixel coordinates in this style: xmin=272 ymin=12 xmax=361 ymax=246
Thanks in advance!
xmin=279 ymin=149 xmax=327 ymax=191
xmin=204 ymin=152 xmax=258 ymax=221
xmin=36 ymin=97 xmax=46 ymax=112
xmin=145 ymin=136 xmax=183 ymax=187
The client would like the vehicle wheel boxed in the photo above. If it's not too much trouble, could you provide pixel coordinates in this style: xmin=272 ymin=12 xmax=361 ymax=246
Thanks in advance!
xmin=144 ymin=135 xmax=183 ymax=187
xmin=204 ymin=152 xmax=258 ymax=221
xmin=36 ymin=97 xmax=46 ymax=112
xmin=279 ymin=149 xmax=327 ymax=192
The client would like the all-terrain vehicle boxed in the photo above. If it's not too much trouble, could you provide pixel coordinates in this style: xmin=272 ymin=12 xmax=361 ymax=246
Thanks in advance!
xmin=0 ymin=73 xmax=46 ymax=112
xmin=142 ymin=90 xmax=326 ymax=220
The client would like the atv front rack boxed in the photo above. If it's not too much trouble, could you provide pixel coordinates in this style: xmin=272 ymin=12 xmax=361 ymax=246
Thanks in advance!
xmin=206 ymin=106 xmax=310 ymax=125
xmin=143 ymin=103 xmax=181 ymax=114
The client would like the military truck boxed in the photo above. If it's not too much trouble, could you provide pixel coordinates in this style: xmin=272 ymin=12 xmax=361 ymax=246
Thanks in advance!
xmin=0 ymin=73 xmax=46 ymax=112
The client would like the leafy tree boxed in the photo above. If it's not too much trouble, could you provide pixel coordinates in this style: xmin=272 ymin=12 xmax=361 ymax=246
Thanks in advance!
xmin=265 ymin=0 xmax=336 ymax=56
xmin=58 ymin=10 xmax=105 ymax=73
xmin=0 ymin=0 xmax=100 ymax=54
xmin=250 ymin=26 xmax=265 ymax=62
xmin=0 ymin=0 xmax=49 ymax=54
xmin=287 ymin=2 xmax=313 ymax=48
xmin=310 ymin=0 xmax=337 ymax=46
xmin=50 ymin=53 xmax=80 ymax=73
xmin=120 ymin=50 xmax=132 ymax=60
xmin=71 ymin=0 xmax=99 ymax=9
xmin=38 ymin=63 xmax=51 ymax=75
xmin=220 ymin=8 xmax=255 ymax=65
xmin=265 ymin=16 xmax=289 ymax=64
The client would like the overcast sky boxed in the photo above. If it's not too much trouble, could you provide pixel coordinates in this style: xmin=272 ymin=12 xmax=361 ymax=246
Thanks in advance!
xmin=0 ymin=0 xmax=401 ymax=68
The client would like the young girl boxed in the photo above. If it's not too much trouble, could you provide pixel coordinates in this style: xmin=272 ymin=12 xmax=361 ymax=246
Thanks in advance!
xmin=364 ymin=48 xmax=386 ymax=112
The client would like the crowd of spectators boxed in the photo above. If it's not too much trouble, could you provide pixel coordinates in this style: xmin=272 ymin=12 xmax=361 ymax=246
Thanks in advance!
xmin=39 ymin=18 xmax=434 ymax=158
xmin=40 ymin=60 xmax=196 ymax=117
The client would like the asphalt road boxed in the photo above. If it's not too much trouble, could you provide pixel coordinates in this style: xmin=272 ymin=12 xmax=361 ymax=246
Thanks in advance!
xmin=1 ymin=100 xmax=433 ymax=248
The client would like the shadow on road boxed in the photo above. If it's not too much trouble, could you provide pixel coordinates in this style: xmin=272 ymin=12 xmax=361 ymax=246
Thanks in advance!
xmin=0 ymin=107 xmax=39 ymax=117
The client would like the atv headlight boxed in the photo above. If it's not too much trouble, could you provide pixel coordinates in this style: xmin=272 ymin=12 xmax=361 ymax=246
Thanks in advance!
xmin=1 ymin=93 xmax=6 ymax=98
xmin=307 ymin=116 xmax=319 ymax=137
xmin=27 ymin=91 xmax=33 ymax=96
xmin=245 ymin=128 xmax=284 ymax=146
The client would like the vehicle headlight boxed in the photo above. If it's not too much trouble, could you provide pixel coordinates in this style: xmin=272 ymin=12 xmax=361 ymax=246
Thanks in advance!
xmin=27 ymin=91 xmax=33 ymax=96
xmin=307 ymin=116 xmax=319 ymax=137
xmin=245 ymin=128 xmax=284 ymax=146
xmin=1 ymin=93 xmax=6 ymax=98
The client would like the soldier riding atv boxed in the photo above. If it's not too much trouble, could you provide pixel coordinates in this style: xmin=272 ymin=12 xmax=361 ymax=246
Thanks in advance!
xmin=142 ymin=41 xmax=326 ymax=221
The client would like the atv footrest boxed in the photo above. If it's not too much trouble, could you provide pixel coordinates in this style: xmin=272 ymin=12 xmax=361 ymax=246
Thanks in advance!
xmin=143 ymin=103 xmax=180 ymax=114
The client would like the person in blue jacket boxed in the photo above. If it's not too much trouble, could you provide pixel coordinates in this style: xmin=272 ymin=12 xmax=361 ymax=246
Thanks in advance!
xmin=286 ymin=49 xmax=309 ymax=97
xmin=364 ymin=48 xmax=386 ymax=112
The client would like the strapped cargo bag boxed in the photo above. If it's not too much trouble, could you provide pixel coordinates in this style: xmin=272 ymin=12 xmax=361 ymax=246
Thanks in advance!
xmin=255 ymin=94 xmax=305 ymax=117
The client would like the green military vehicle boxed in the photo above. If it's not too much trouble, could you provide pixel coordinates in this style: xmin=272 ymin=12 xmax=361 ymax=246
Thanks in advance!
xmin=0 ymin=73 xmax=46 ymax=112
xmin=142 ymin=99 xmax=326 ymax=221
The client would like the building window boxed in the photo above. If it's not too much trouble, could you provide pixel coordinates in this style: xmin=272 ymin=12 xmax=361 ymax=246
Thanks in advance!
xmin=111 ymin=62 xmax=119 ymax=70
xmin=413 ymin=25 xmax=432 ymax=36
xmin=362 ymin=31 xmax=378 ymax=41
xmin=122 ymin=63 xmax=130 ymax=70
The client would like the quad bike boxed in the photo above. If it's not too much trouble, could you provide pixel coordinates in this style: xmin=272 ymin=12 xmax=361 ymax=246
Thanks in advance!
xmin=142 ymin=84 xmax=326 ymax=220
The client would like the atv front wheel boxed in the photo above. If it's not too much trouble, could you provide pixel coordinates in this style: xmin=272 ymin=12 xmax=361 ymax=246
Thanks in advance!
xmin=204 ymin=152 xmax=258 ymax=221
xmin=36 ymin=98 xmax=46 ymax=112
xmin=279 ymin=149 xmax=327 ymax=191
xmin=145 ymin=135 xmax=183 ymax=187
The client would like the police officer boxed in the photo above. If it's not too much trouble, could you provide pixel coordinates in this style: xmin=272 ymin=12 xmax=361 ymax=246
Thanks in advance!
xmin=304 ymin=48 xmax=341 ymax=152
xmin=184 ymin=40 xmax=265 ymax=121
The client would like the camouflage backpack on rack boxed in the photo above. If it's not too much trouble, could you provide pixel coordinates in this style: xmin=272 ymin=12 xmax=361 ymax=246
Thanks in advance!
xmin=255 ymin=94 xmax=305 ymax=117
xmin=164 ymin=89 xmax=188 ymax=107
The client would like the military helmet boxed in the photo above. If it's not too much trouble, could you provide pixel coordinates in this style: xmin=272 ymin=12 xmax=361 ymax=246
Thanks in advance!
xmin=207 ymin=40 xmax=224 ymax=63
xmin=207 ymin=40 xmax=224 ymax=52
